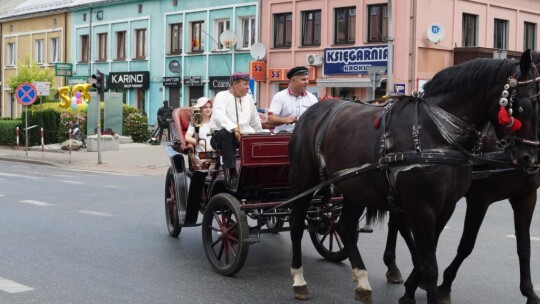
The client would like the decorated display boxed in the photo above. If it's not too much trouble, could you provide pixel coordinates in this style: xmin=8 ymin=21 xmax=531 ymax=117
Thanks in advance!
xmin=58 ymin=83 xmax=92 ymax=111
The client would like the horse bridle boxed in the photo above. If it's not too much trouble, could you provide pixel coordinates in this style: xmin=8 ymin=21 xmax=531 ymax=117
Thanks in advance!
xmin=497 ymin=63 xmax=540 ymax=148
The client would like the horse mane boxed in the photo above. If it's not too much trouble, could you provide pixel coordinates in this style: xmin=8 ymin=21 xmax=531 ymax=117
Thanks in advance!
xmin=423 ymin=58 xmax=517 ymax=98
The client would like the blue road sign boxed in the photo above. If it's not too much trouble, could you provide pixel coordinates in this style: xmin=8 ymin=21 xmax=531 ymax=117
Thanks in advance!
xmin=15 ymin=82 xmax=38 ymax=106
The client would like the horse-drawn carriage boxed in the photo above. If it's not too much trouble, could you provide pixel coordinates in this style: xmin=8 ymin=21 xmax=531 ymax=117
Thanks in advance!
xmin=163 ymin=107 xmax=350 ymax=276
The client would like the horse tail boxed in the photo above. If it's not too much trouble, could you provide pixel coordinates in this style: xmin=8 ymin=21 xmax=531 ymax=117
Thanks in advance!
xmin=364 ymin=207 xmax=387 ymax=227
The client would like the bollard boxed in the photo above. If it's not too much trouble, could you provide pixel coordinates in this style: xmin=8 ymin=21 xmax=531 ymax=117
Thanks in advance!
xmin=41 ymin=127 xmax=44 ymax=154
xmin=16 ymin=127 xmax=19 ymax=151
xmin=68 ymin=128 xmax=72 ymax=163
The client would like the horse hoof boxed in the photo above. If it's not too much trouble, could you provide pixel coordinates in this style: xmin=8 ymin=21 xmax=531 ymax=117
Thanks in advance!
xmin=398 ymin=296 xmax=416 ymax=304
xmin=439 ymin=292 xmax=451 ymax=304
xmin=386 ymin=270 xmax=404 ymax=284
xmin=293 ymin=285 xmax=310 ymax=300
xmin=354 ymin=289 xmax=372 ymax=303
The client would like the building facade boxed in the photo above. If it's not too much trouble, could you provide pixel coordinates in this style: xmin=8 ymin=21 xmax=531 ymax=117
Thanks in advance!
xmin=0 ymin=1 xmax=71 ymax=118
xmin=257 ymin=0 xmax=540 ymax=109
xmin=70 ymin=0 xmax=258 ymax=125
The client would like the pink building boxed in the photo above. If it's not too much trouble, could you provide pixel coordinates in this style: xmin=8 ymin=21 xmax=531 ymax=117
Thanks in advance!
xmin=257 ymin=0 xmax=540 ymax=108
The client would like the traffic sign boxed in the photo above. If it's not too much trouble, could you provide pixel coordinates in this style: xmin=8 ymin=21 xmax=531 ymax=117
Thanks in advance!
xmin=55 ymin=63 xmax=73 ymax=76
xmin=33 ymin=81 xmax=50 ymax=96
xmin=15 ymin=82 xmax=38 ymax=106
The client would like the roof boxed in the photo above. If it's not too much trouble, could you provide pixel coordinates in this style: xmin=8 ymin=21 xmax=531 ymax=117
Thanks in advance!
xmin=0 ymin=0 xmax=113 ymax=20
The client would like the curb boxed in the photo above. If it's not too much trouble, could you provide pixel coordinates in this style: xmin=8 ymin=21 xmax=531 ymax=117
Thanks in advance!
xmin=0 ymin=156 xmax=59 ymax=167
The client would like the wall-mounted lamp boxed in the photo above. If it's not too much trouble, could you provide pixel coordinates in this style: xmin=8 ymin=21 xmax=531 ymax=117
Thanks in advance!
xmin=96 ymin=10 xmax=103 ymax=20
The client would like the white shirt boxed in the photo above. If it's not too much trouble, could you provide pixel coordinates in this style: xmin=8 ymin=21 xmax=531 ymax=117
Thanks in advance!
xmin=186 ymin=123 xmax=212 ymax=153
xmin=268 ymin=88 xmax=318 ymax=133
xmin=209 ymin=90 xmax=262 ymax=134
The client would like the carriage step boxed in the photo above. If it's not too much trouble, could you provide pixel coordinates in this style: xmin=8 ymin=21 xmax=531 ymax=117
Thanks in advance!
xmin=358 ymin=226 xmax=374 ymax=233
xmin=245 ymin=230 xmax=260 ymax=245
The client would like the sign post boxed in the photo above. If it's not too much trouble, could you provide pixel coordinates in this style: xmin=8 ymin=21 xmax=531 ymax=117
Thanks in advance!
xmin=366 ymin=66 xmax=387 ymax=100
xmin=15 ymin=82 xmax=38 ymax=157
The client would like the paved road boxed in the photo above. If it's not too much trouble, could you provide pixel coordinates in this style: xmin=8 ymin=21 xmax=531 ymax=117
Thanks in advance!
xmin=1 ymin=161 xmax=540 ymax=303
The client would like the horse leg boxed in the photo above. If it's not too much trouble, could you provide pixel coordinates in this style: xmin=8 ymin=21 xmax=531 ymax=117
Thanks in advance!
xmin=337 ymin=200 xmax=372 ymax=303
xmin=438 ymin=197 xmax=489 ymax=304
xmin=510 ymin=195 xmax=540 ymax=304
xmin=400 ymin=208 xmax=439 ymax=304
xmin=290 ymin=196 xmax=312 ymax=300
xmin=383 ymin=210 xmax=403 ymax=284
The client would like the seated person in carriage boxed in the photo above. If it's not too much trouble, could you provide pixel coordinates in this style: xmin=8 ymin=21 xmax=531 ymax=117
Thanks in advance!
xmin=209 ymin=72 xmax=262 ymax=184
xmin=267 ymin=66 xmax=318 ymax=133
xmin=185 ymin=97 xmax=214 ymax=168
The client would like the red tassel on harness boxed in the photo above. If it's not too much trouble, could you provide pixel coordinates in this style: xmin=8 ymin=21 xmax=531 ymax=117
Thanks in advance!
xmin=498 ymin=106 xmax=522 ymax=132
xmin=510 ymin=118 xmax=522 ymax=132
xmin=373 ymin=116 xmax=382 ymax=129
xmin=498 ymin=106 xmax=511 ymax=125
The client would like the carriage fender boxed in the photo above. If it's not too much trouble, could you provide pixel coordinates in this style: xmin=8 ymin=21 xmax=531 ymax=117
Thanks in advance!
xmin=164 ymin=144 xmax=186 ymax=173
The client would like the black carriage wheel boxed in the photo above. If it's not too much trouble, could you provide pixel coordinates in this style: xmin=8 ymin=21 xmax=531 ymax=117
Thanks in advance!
xmin=165 ymin=167 xmax=182 ymax=237
xmin=202 ymin=193 xmax=249 ymax=276
xmin=309 ymin=210 xmax=357 ymax=262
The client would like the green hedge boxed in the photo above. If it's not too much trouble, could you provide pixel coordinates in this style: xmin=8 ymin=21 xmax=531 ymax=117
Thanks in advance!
xmin=10 ymin=102 xmax=148 ymax=146
xmin=0 ymin=119 xmax=22 ymax=145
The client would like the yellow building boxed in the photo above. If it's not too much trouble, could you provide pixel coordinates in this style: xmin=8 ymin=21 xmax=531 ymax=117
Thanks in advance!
xmin=0 ymin=2 xmax=71 ymax=118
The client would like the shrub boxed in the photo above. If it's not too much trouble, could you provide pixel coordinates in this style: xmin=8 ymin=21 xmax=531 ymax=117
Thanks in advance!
xmin=124 ymin=112 xmax=150 ymax=142
xmin=0 ymin=119 xmax=22 ymax=145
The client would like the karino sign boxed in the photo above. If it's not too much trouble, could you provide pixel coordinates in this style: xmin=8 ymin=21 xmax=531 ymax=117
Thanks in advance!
xmin=109 ymin=71 xmax=150 ymax=89
xmin=323 ymin=45 xmax=388 ymax=75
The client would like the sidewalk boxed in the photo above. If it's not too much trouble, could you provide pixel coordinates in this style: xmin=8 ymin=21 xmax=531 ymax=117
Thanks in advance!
xmin=0 ymin=141 xmax=171 ymax=176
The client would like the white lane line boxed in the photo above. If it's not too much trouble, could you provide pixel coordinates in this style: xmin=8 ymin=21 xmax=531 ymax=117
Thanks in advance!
xmin=0 ymin=172 xmax=41 ymax=180
xmin=77 ymin=210 xmax=114 ymax=217
xmin=505 ymin=234 xmax=540 ymax=242
xmin=18 ymin=200 xmax=53 ymax=207
xmin=105 ymin=185 xmax=123 ymax=189
xmin=0 ymin=276 xmax=34 ymax=293
xmin=62 ymin=180 xmax=84 ymax=184
xmin=0 ymin=194 xmax=4 ymax=197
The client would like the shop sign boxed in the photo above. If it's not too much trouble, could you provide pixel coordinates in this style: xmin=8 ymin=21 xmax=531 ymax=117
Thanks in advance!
xmin=209 ymin=76 xmax=230 ymax=90
xmin=184 ymin=76 xmax=202 ymax=86
xmin=324 ymin=45 xmax=388 ymax=75
xmin=163 ymin=77 xmax=181 ymax=87
xmin=249 ymin=61 xmax=266 ymax=81
xmin=55 ymin=63 xmax=73 ymax=76
xmin=268 ymin=67 xmax=316 ymax=82
xmin=109 ymin=71 xmax=150 ymax=89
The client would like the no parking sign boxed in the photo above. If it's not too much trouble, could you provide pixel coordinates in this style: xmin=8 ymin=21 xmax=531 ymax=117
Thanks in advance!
xmin=15 ymin=82 xmax=38 ymax=106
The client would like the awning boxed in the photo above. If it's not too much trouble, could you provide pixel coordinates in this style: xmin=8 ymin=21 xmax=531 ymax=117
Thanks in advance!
xmin=315 ymin=77 xmax=385 ymax=88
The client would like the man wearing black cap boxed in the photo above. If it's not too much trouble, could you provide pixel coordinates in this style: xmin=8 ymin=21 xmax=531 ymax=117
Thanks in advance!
xmin=267 ymin=66 xmax=318 ymax=133
xmin=209 ymin=72 xmax=262 ymax=187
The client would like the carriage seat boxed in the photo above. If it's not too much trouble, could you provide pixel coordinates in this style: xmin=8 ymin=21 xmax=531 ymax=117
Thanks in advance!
xmin=171 ymin=107 xmax=211 ymax=171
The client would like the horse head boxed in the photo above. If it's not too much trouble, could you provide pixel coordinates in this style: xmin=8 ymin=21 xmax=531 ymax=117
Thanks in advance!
xmin=493 ymin=50 xmax=540 ymax=172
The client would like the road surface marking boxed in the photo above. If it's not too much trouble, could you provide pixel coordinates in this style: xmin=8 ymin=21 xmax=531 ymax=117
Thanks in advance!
xmin=105 ymin=185 xmax=123 ymax=189
xmin=0 ymin=276 xmax=34 ymax=293
xmin=19 ymin=200 xmax=53 ymax=207
xmin=0 ymin=194 xmax=4 ymax=197
xmin=62 ymin=180 xmax=84 ymax=184
xmin=505 ymin=235 xmax=540 ymax=242
xmin=0 ymin=172 xmax=41 ymax=179
xmin=78 ymin=210 xmax=113 ymax=217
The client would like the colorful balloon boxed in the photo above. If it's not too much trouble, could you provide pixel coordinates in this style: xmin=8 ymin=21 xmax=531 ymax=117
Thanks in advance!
xmin=75 ymin=91 xmax=82 ymax=99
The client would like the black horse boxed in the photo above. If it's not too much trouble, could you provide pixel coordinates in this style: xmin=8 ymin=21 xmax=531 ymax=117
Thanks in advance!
xmin=288 ymin=50 xmax=540 ymax=304
xmin=382 ymin=53 xmax=540 ymax=304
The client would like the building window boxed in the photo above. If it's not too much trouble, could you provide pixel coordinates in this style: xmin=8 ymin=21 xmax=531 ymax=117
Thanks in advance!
xmin=494 ymin=19 xmax=508 ymax=50
xmin=35 ymin=39 xmax=44 ymax=64
xmin=240 ymin=17 xmax=255 ymax=49
xmin=6 ymin=43 xmax=15 ymax=66
xmin=170 ymin=23 xmax=182 ymax=54
xmin=83 ymin=13 xmax=86 ymax=22
xmin=135 ymin=29 xmax=146 ymax=58
xmin=274 ymin=13 xmax=292 ymax=48
xmin=335 ymin=7 xmax=355 ymax=44
xmin=462 ymin=13 xmax=478 ymax=47
xmin=191 ymin=21 xmax=204 ymax=52
xmin=116 ymin=31 xmax=126 ymax=60
xmin=81 ymin=35 xmax=89 ymax=62
xmin=367 ymin=4 xmax=387 ymax=42
xmin=524 ymin=22 xmax=536 ymax=51
xmin=50 ymin=37 xmax=60 ymax=62
xmin=98 ymin=33 xmax=107 ymax=61
xmin=215 ymin=19 xmax=230 ymax=50
xmin=302 ymin=10 xmax=321 ymax=46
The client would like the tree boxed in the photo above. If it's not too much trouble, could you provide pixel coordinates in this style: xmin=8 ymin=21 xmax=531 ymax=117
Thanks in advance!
xmin=7 ymin=56 xmax=56 ymax=100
